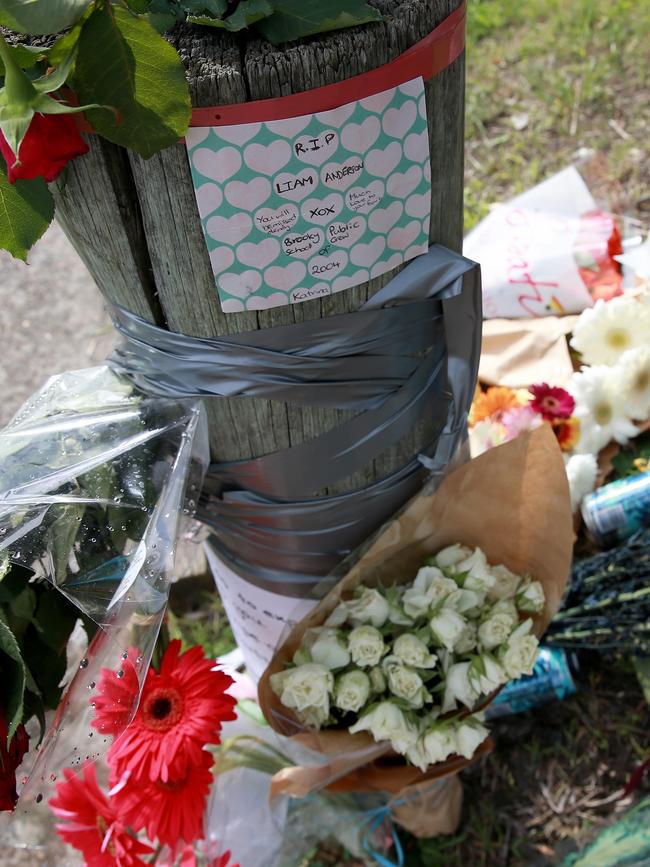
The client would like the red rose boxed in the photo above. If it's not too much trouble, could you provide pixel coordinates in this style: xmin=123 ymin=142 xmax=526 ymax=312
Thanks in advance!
xmin=0 ymin=709 xmax=29 ymax=812
xmin=0 ymin=112 xmax=88 ymax=184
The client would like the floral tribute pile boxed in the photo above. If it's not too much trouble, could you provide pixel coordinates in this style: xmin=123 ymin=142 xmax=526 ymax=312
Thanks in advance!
xmin=470 ymin=290 xmax=650 ymax=512
xmin=50 ymin=640 xmax=239 ymax=867
xmin=271 ymin=544 xmax=545 ymax=771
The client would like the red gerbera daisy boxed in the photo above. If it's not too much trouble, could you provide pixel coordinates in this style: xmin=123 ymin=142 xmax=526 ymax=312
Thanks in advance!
xmin=111 ymin=750 xmax=214 ymax=848
xmin=165 ymin=843 xmax=239 ymax=867
xmin=92 ymin=647 xmax=142 ymax=738
xmin=50 ymin=763 xmax=152 ymax=867
xmin=529 ymin=383 xmax=575 ymax=421
xmin=108 ymin=640 xmax=236 ymax=782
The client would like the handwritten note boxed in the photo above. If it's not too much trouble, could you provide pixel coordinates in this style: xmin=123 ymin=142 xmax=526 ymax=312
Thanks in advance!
xmin=187 ymin=78 xmax=431 ymax=312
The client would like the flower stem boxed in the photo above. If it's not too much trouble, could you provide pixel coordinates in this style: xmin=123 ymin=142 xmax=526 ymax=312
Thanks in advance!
xmin=149 ymin=843 xmax=163 ymax=865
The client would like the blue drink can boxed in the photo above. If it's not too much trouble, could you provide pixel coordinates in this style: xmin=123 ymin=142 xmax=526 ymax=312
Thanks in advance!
xmin=581 ymin=470 xmax=650 ymax=547
xmin=485 ymin=646 xmax=577 ymax=718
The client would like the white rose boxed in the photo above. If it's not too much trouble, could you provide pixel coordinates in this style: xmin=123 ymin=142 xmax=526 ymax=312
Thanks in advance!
xmin=442 ymin=661 xmax=478 ymax=712
xmin=272 ymin=663 xmax=333 ymax=726
xmin=334 ymin=670 xmax=371 ymax=714
xmin=349 ymin=701 xmax=418 ymax=755
xmin=387 ymin=598 xmax=415 ymax=626
xmin=346 ymin=587 xmax=390 ymax=627
xmin=516 ymin=579 xmax=545 ymax=614
xmin=429 ymin=608 xmax=467 ymax=651
xmin=348 ymin=625 xmax=387 ymax=668
xmin=487 ymin=564 xmax=521 ymax=602
xmin=383 ymin=658 xmax=430 ymax=708
xmin=489 ymin=599 xmax=519 ymax=627
xmin=455 ymin=717 xmax=490 ymax=759
xmin=369 ymin=666 xmax=387 ymax=694
xmin=325 ymin=603 xmax=349 ymax=627
xmin=406 ymin=726 xmax=457 ymax=771
xmin=307 ymin=627 xmax=351 ymax=670
xmin=403 ymin=568 xmax=460 ymax=619
xmin=500 ymin=626 xmax=539 ymax=679
xmin=392 ymin=633 xmax=437 ymax=669
xmin=477 ymin=613 xmax=515 ymax=651
xmin=434 ymin=544 xmax=473 ymax=570
xmin=457 ymin=548 xmax=496 ymax=592
xmin=468 ymin=655 xmax=508 ymax=696
xmin=454 ymin=621 xmax=478 ymax=655
xmin=451 ymin=587 xmax=486 ymax=614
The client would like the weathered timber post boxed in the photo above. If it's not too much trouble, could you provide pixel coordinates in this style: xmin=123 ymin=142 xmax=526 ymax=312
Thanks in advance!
xmin=52 ymin=0 xmax=465 ymax=497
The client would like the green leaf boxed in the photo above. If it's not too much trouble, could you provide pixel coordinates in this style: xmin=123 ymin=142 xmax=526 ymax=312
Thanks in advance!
xmin=0 ymin=618 xmax=26 ymax=744
xmin=0 ymin=42 xmax=46 ymax=74
xmin=71 ymin=4 xmax=191 ymax=158
xmin=253 ymin=0 xmax=381 ymax=44
xmin=0 ymin=0 xmax=92 ymax=35
xmin=189 ymin=0 xmax=272 ymax=30
xmin=183 ymin=0 xmax=227 ymax=15
xmin=0 ymin=160 xmax=54 ymax=260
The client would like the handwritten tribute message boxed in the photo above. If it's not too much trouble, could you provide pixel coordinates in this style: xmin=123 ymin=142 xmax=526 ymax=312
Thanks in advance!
xmin=186 ymin=78 xmax=431 ymax=312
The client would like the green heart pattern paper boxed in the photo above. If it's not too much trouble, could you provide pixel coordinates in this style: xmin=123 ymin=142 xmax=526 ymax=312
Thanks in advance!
xmin=186 ymin=77 xmax=431 ymax=313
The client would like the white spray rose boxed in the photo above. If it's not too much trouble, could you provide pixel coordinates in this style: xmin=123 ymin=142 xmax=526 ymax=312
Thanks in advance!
xmin=487 ymin=564 xmax=521 ymax=602
xmin=383 ymin=658 xmax=430 ymax=708
xmin=500 ymin=620 xmax=539 ymax=678
xmin=406 ymin=726 xmax=457 ymax=771
xmin=451 ymin=587 xmax=486 ymax=614
xmin=403 ymin=567 xmax=459 ymax=619
xmin=455 ymin=717 xmax=490 ymax=759
xmin=516 ymin=579 xmax=545 ymax=614
xmin=442 ymin=661 xmax=478 ymax=713
xmin=429 ymin=608 xmax=467 ymax=651
xmin=308 ymin=627 xmax=351 ymax=670
xmin=457 ymin=548 xmax=496 ymax=592
xmin=346 ymin=587 xmax=390 ymax=627
xmin=325 ymin=603 xmax=349 ymax=627
xmin=489 ymin=599 xmax=519 ymax=628
xmin=392 ymin=633 xmax=438 ymax=669
xmin=349 ymin=701 xmax=418 ymax=755
xmin=387 ymin=593 xmax=415 ymax=626
xmin=334 ymin=670 xmax=371 ymax=714
xmin=468 ymin=655 xmax=508 ymax=696
xmin=369 ymin=666 xmax=387 ymax=693
xmin=434 ymin=544 xmax=473 ymax=569
xmin=348 ymin=625 xmax=387 ymax=668
xmin=272 ymin=663 xmax=333 ymax=726
xmin=454 ymin=621 xmax=478 ymax=655
xmin=477 ymin=613 xmax=515 ymax=651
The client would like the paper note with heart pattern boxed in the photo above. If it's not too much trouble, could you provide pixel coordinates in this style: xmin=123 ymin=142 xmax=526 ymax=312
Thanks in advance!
xmin=186 ymin=78 xmax=431 ymax=313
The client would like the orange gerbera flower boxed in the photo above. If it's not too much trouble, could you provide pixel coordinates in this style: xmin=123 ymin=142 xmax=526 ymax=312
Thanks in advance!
xmin=552 ymin=416 xmax=581 ymax=452
xmin=470 ymin=387 xmax=522 ymax=425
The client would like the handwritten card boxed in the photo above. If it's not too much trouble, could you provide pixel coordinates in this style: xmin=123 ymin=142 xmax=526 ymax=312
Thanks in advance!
xmin=186 ymin=78 xmax=431 ymax=312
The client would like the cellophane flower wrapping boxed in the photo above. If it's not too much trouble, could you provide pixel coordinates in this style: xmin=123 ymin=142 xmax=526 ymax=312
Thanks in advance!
xmin=0 ymin=366 xmax=208 ymax=844
xmin=257 ymin=425 xmax=574 ymax=835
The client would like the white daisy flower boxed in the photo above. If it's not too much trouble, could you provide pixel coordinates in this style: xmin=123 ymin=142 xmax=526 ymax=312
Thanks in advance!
xmin=564 ymin=453 xmax=598 ymax=511
xmin=570 ymin=296 xmax=650 ymax=366
xmin=568 ymin=365 xmax=638 ymax=453
xmin=618 ymin=347 xmax=650 ymax=421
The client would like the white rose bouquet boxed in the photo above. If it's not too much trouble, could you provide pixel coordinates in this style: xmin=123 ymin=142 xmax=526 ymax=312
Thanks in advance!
xmin=269 ymin=545 xmax=545 ymax=770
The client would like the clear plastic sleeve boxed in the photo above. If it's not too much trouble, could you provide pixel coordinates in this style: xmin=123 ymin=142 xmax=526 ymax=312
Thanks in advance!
xmin=0 ymin=366 xmax=208 ymax=842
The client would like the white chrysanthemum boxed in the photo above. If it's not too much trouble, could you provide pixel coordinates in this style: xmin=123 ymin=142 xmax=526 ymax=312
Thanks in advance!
xmin=570 ymin=296 xmax=650 ymax=366
xmin=618 ymin=347 xmax=650 ymax=421
xmin=564 ymin=453 xmax=598 ymax=511
xmin=568 ymin=365 xmax=638 ymax=453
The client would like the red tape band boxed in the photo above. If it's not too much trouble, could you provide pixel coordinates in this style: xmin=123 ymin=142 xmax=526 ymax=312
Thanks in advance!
xmin=189 ymin=0 xmax=467 ymax=128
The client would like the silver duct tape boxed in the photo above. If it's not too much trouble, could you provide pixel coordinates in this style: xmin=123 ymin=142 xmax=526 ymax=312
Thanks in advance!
xmin=109 ymin=245 xmax=482 ymax=594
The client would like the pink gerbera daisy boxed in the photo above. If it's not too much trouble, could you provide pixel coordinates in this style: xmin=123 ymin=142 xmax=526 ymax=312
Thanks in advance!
xmin=529 ymin=383 xmax=575 ymax=420
xmin=108 ymin=640 xmax=237 ymax=782
xmin=50 ymin=763 xmax=152 ymax=867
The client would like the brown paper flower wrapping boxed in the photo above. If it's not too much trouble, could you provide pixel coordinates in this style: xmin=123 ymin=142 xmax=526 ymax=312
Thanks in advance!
xmin=258 ymin=425 xmax=573 ymax=807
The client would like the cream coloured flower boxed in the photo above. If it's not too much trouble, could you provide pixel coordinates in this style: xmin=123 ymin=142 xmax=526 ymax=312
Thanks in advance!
xmin=570 ymin=295 xmax=650 ymax=366
xmin=383 ymin=658 xmax=430 ymax=708
xmin=392 ymin=633 xmax=438 ymax=669
xmin=500 ymin=621 xmax=539 ymax=679
xmin=307 ymin=627 xmax=351 ymax=670
xmin=334 ymin=670 xmax=371 ymax=714
xmin=369 ymin=666 xmax=387 ymax=694
xmin=402 ymin=567 xmax=459 ymax=619
xmin=406 ymin=725 xmax=457 ymax=771
xmin=516 ymin=580 xmax=545 ymax=614
xmin=468 ymin=654 xmax=508 ymax=696
xmin=487 ymin=564 xmax=521 ymax=602
xmin=324 ymin=603 xmax=349 ymax=627
xmin=457 ymin=548 xmax=496 ymax=592
xmin=454 ymin=621 xmax=478 ymax=655
xmin=429 ymin=608 xmax=467 ymax=651
xmin=442 ymin=661 xmax=478 ymax=712
xmin=477 ymin=613 xmax=515 ymax=651
xmin=569 ymin=365 xmax=638 ymax=453
xmin=345 ymin=587 xmax=390 ymax=628
xmin=272 ymin=663 xmax=333 ymax=726
xmin=434 ymin=544 xmax=473 ymax=569
xmin=618 ymin=346 xmax=650 ymax=420
xmin=565 ymin=453 xmax=598 ymax=511
xmin=348 ymin=625 xmax=387 ymax=668
xmin=349 ymin=701 xmax=418 ymax=755
xmin=489 ymin=599 xmax=519 ymax=627
xmin=455 ymin=717 xmax=490 ymax=759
